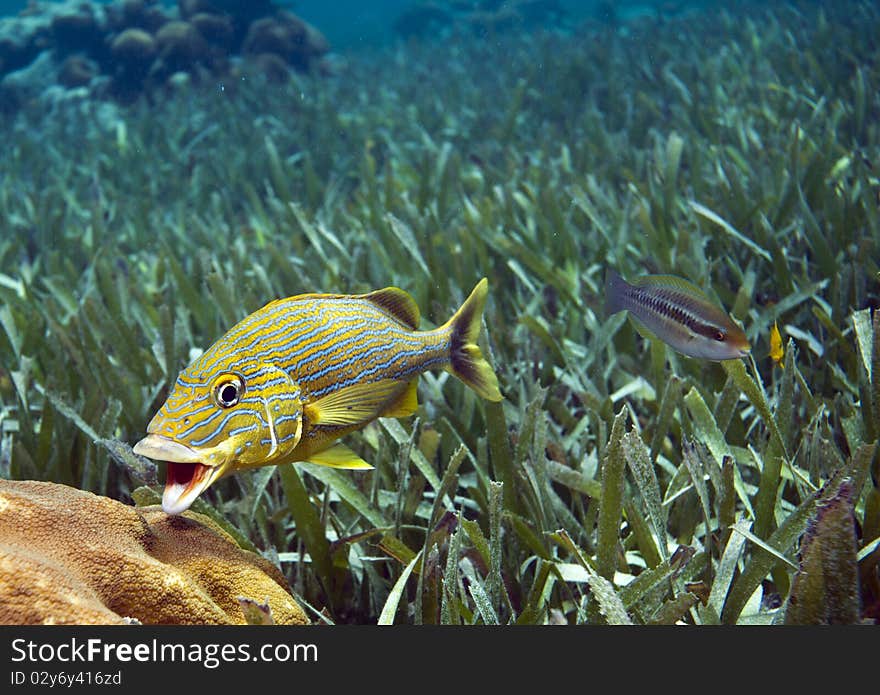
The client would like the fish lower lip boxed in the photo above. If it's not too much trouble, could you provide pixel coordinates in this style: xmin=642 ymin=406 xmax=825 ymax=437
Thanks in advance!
xmin=132 ymin=435 xmax=219 ymax=514
xmin=162 ymin=462 xmax=218 ymax=515
xmin=132 ymin=434 xmax=201 ymax=463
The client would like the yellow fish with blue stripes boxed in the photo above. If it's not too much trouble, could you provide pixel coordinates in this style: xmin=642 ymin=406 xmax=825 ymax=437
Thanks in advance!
xmin=133 ymin=279 xmax=502 ymax=514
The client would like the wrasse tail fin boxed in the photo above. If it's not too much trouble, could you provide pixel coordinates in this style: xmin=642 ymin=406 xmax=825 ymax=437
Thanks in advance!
xmin=443 ymin=278 xmax=502 ymax=402
xmin=604 ymin=268 xmax=628 ymax=317
xmin=307 ymin=443 xmax=374 ymax=470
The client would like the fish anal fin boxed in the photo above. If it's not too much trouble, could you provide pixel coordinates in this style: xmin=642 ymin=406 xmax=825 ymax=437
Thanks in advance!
xmin=627 ymin=313 xmax=655 ymax=342
xmin=304 ymin=379 xmax=409 ymax=426
xmin=362 ymin=287 xmax=420 ymax=329
xmin=307 ymin=443 xmax=374 ymax=470
xmin=380 ymin=379 xmax=418 ymax=419
xmin=627 ymin=314 xmax=678 ymax=354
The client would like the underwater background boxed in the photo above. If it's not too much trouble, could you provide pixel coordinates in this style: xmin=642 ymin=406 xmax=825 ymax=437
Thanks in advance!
xmin=0 ymin=0 xmax=878 ymax=625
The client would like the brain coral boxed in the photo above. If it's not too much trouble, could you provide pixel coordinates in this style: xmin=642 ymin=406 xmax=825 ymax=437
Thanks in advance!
xmin=0 ymin=480 xmax=307 ymax=625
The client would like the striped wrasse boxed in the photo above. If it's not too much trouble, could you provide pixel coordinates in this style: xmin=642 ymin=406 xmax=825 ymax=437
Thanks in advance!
xmin=605 ymin=269 xmax=750 ymax=360
xmin=133 ymin=279 xmax=502 ymax=514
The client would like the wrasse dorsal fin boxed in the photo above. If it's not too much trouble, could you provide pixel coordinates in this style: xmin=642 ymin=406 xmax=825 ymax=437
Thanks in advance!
xmin=633 ymin=274 xmax=714 ymax=303
xmin=304 ymin=379 xmax=410 ymax=426
xmin=361 ymin=287 xmax=420 ymax=329
xmin=307 ymin=442 xmax=374 ymax=469
xmin=635 ymin=274 xmax=736 ymax=327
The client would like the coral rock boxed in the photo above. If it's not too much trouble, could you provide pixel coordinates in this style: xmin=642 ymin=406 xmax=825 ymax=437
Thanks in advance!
xmin=178 ymin=0 xmax=211 ymax=20
xmin=179 ymin=0 xmax=275 ymax=23
xmin=0 ymin=51 xmax=56 ymax=112
xmin=0 ymin=0 xmax=331 ymax=107
xmin=111 ymin=0 xmax=168 ymax=34
xmin=0 ymin=35 xmax=40 ymax=77
xmin=242 ymin=16 xmax=300 ymax=58
xmin=0 ymin=480 xmax=308 ymax=625
xmin=190 ymin=12 xmax=235 ymax=50
xmin=242 ymin=11 xmax=328 ymax=71
xmin=110 ymin=28 xmax=157 ymax=67
xmin=165 ymin=70 xmax=192 ymax=90
xmin=50 ymin=7 xmax=104 ymax=54
xmin=58 ymin=54 xmax=98 ymax=87
xmin=155 ymin=20 xmax=208 ymax=72
xmin=245 ymin=52 xmax=291 ymax=83
xmin=302 ymin=19 xmax=330 ymax=56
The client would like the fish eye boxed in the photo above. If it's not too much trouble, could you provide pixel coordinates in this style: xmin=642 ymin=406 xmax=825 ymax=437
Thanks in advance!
xmin=714 ymin=331 xmax=727 ymax=342
xmin=212 ymin=374 xmax=244 ymax=408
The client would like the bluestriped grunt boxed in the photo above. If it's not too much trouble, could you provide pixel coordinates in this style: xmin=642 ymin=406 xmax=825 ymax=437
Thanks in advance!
xmin=605 ymin=269 xmax=750 ymax=360
xmin=133 ymin=280 xmax=502 ymax=514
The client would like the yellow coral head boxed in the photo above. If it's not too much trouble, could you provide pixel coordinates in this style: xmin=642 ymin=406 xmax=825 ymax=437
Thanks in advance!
xmin=133 ymin=358 xmax=303 ymax=515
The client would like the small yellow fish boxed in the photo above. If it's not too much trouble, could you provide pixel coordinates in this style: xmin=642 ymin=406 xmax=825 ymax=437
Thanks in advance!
xmin=133 ymin=280 xmax=502 ymax=514
xmin=769 ymin=320 xmax=784 ymax=368
xmin=604 ymin=269 xmax=750 ymax=360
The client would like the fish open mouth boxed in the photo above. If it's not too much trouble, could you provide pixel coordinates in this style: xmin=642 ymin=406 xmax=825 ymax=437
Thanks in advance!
xmin=132 ymin=434 xmax=222 ymax=515
xmin=161 ymin=461 xmax=217 ymax=515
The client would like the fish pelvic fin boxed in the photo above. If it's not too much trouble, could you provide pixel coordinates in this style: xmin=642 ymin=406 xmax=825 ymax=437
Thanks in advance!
xmin=604 ymin=268 xmax=628 ymax=317
xmin=307 ymin=442 xmax=374 ymax=470
xmin=442 ymin=278 xmax=503 ymax=402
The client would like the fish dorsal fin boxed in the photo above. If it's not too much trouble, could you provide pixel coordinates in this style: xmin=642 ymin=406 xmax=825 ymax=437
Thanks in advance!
xmin=307 ymin=443 xmax=374 ymax=470
xmin=380 ymin=379 xmax=419 ymax=419
xmin=635 ymin=274 xmax=713 ymax=303
xmin=267 ymin=287 xmax=420 ymax=329
xmin=362 ymin=287 xmax=420 ymax=329
xmin=304 ymin=379 xmax=409 ymax=426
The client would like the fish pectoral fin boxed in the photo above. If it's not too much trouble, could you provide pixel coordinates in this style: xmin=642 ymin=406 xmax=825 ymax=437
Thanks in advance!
xmin=304 ymin=379 xmax=409 ymax=426
xmin=380 ymin=379 xmax=418 ymax=419
xmin=307 ymin=443 xmax=374 ymax=470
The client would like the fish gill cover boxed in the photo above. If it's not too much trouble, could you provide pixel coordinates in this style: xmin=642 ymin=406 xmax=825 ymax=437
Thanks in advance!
xmin=0 ymin=0 xmax=878 ymax=625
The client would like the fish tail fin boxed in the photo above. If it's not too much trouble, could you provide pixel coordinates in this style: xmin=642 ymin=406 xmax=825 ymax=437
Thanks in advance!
xmin=443 ymin=278 xmax=503 ymax=402
xmin=604 ymin=268 xmax=628 ymax=317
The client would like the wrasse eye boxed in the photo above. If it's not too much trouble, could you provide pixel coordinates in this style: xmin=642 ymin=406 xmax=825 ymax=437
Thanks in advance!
xmin=714 ymin=331 xmax=727 ymax=342
xmin=212 ymin=374 xmax=244 ymax=408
